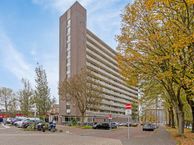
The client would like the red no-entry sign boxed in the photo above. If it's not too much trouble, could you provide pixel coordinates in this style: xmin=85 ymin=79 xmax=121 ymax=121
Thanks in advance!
xmin=125 ymin=103 xmax=132 ymax=109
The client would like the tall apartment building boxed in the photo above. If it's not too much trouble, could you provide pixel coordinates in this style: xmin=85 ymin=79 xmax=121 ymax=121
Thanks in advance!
xmin=59 ymin=2 xmax=138 ymax=123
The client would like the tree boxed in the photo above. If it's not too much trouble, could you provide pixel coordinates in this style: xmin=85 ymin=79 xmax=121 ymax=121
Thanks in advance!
xmin=8 ymin=96 xmax=18 ymax=115
xmin=141 ymin=81 xmax=176 ymax=128
xmin=51 ymin=97 xmax=56 ymax=106
xmin=117 ymin=0 xmax=194 ymax=135
xmin=34 ymin=64 xmax=51 ymax=116
xmin=59 ymin=69 xmax=103 ymax=125
xmin=18 ymin=78 xmax=34 ymax=116
xmin=131 ymin=102 xmax=138 ymax=121
xmin=0 ymin=87 xmax=14 ymax=113
xmin=146 ymin=0 xmax=194 ymax=133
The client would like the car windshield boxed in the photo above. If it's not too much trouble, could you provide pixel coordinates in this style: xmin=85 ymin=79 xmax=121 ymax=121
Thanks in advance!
xmin=144 ymin=124 xmax=152 ymax=127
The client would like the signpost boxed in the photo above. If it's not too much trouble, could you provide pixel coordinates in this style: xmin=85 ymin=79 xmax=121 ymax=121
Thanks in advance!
xmin=108 ymin=114 xmax=112 ymax=130
xmin=125 ymin=103 xmax=132 ymax=139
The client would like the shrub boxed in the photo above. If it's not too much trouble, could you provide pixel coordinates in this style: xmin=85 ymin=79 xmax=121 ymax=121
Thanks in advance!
xmin=70 ymin=118 xmax=78 ymax=126
xmin=82 ymin=125 xmax=92 ymax=129
xmin=24 ymin=124 xmax=35 ymax=131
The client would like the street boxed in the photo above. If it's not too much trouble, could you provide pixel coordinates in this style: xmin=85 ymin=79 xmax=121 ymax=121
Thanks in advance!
xmin=0 ymin=124 xmax=176 ymax=145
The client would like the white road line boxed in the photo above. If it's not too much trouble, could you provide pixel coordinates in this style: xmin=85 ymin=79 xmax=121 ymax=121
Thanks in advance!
xmin=0 ymin=123 xmax=10 ymax=129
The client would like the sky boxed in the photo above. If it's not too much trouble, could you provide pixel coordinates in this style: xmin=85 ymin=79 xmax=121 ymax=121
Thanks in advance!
xmin=0 ymin=0 xmax=132 ymax=102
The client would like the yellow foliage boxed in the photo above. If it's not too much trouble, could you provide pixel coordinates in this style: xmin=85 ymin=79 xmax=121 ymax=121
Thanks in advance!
xmin=145 ymin=0 xmax=155 ymax=9
xmin=186 ymin=0 xmax=194 ymax=4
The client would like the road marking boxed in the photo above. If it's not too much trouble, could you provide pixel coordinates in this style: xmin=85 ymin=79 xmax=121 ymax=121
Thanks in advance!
xmin=0 ymin=123 xmax=10 ymax=129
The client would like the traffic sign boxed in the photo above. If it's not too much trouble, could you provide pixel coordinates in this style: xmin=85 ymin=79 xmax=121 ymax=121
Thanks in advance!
xmin=125 ymin=103 xmax=132 ymax=109
xmin=125 ymin=109 xmax=132 ymax=115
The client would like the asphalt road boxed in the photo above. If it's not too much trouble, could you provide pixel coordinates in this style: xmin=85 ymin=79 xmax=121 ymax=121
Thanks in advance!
xmin=57 ymin=125 xmax=177 ymax=145
xmin=0 ymin=124 xmax=176 ymax=145
xmin=0 ymin=124 xmax=122 ymax=145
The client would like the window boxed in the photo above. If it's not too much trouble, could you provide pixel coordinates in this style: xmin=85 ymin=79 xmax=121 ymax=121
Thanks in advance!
xmin=67 ymin=56 xmax=70 ymax=63
xmin=67 ymin=19 xmax=71 ymax=27
xmin=66 ymin=43 xmax=70 ymax=50
xmin=67 ymin=50 xmax=71 ymax=57
xmin=67 ymin=27 xmax=70 ymax=35
xmin=66 ymin=104 xmax=70 ymax=110
xmin=67 ymin=34 xmax=70 ymax=42
xmin=67 ymin=65 xmax=70 ymax=72
xmin=66 ymin=73 xmax=70 ymax=78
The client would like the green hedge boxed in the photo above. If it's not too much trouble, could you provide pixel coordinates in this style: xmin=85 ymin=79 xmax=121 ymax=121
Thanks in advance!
xmin=82 ymin=125 xmax=92 ymax=129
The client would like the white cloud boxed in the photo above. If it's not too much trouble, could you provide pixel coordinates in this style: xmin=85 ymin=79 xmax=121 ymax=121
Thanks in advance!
xmin=32 ymin=0 xmax=128 ymax=48
xmin=0 ymin=29 xmax=59 ymax=102
xmin=0 ymin=30 xmax=34 ymax=84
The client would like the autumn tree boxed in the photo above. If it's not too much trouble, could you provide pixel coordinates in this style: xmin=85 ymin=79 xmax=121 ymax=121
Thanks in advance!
xmin=34 ymin=64 xmax=51 ymax=116
xmin=18 ymin=78 xmax=34 ymax=116
xmin=141 ymin=81 xmax=176 ymax=127
xmin=59 ymin=69 xmax=103 ymax=125
xmin=117 ymin=0 xmax=194 ymax=135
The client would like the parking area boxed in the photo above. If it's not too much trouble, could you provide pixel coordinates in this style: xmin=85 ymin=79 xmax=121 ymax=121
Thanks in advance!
xmin=0 ymin=124 xmax=122 ymax=145
xmin=0 ymin=123 xmax=176 ymax=145
xmin=57 ymin=125 xmax=176 ymax=145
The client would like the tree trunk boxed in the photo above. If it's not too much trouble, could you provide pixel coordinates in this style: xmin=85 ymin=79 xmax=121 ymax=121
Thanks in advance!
xmin=170 ymin=107 xmax=175 ymax=128
xmin=171 ymin=109 xmax=175 ymax=128
xmin=81 ymin=113 xmax=85 ymax=126
xmin=177 ymin=111 xmax=184 ymax=135
xmin=168 ymin=109 xmax=172 ymax=126
xmin=191 ymin=106 xmax=194 ymax=133
xmin=186 ymin=97 xmax=194 ymax=133
xmin=5 ymin=100 xmax=8 ymax=113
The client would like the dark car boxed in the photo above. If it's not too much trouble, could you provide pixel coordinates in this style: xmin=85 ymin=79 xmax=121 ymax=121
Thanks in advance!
xmin=111 ymin=122 xmax=118 ymax=129
xmin=142 ymin=123 xmax=155 ymax=131
xmin=93 ymin=122 xmax=109 ymax=129
xmin=93 ymin=122 xmax=117 ymax=130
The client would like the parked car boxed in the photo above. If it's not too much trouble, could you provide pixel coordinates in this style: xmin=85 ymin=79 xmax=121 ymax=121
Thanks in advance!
xmin=11 ymin=117 xmax=26 ymax=125
xmin=142 ymin=123 xmax=155 ymax=131
xmin=131 ymin=123 xmax=138 ymax=127
xmin=13 ymin=118 xmax=23 ymax=126
xmin=119 ymin=122 xmax=127 ymax=126
xmin=83 ymin=122 xmax=94 ymax=126
xmin=22 ymin=119 xmax=35 ymax=128
xmin=6 ymin=118 xmax=13 ymax=124
xmin=111 ymin=122 xmax=118 ymax=128
xmin=93 ymin=122 xmax=117 ymax=130
xmin=93 ymin=122 xmax=109 ymax=129
xmin=15 ymin=118 xmax=29 ymax=128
